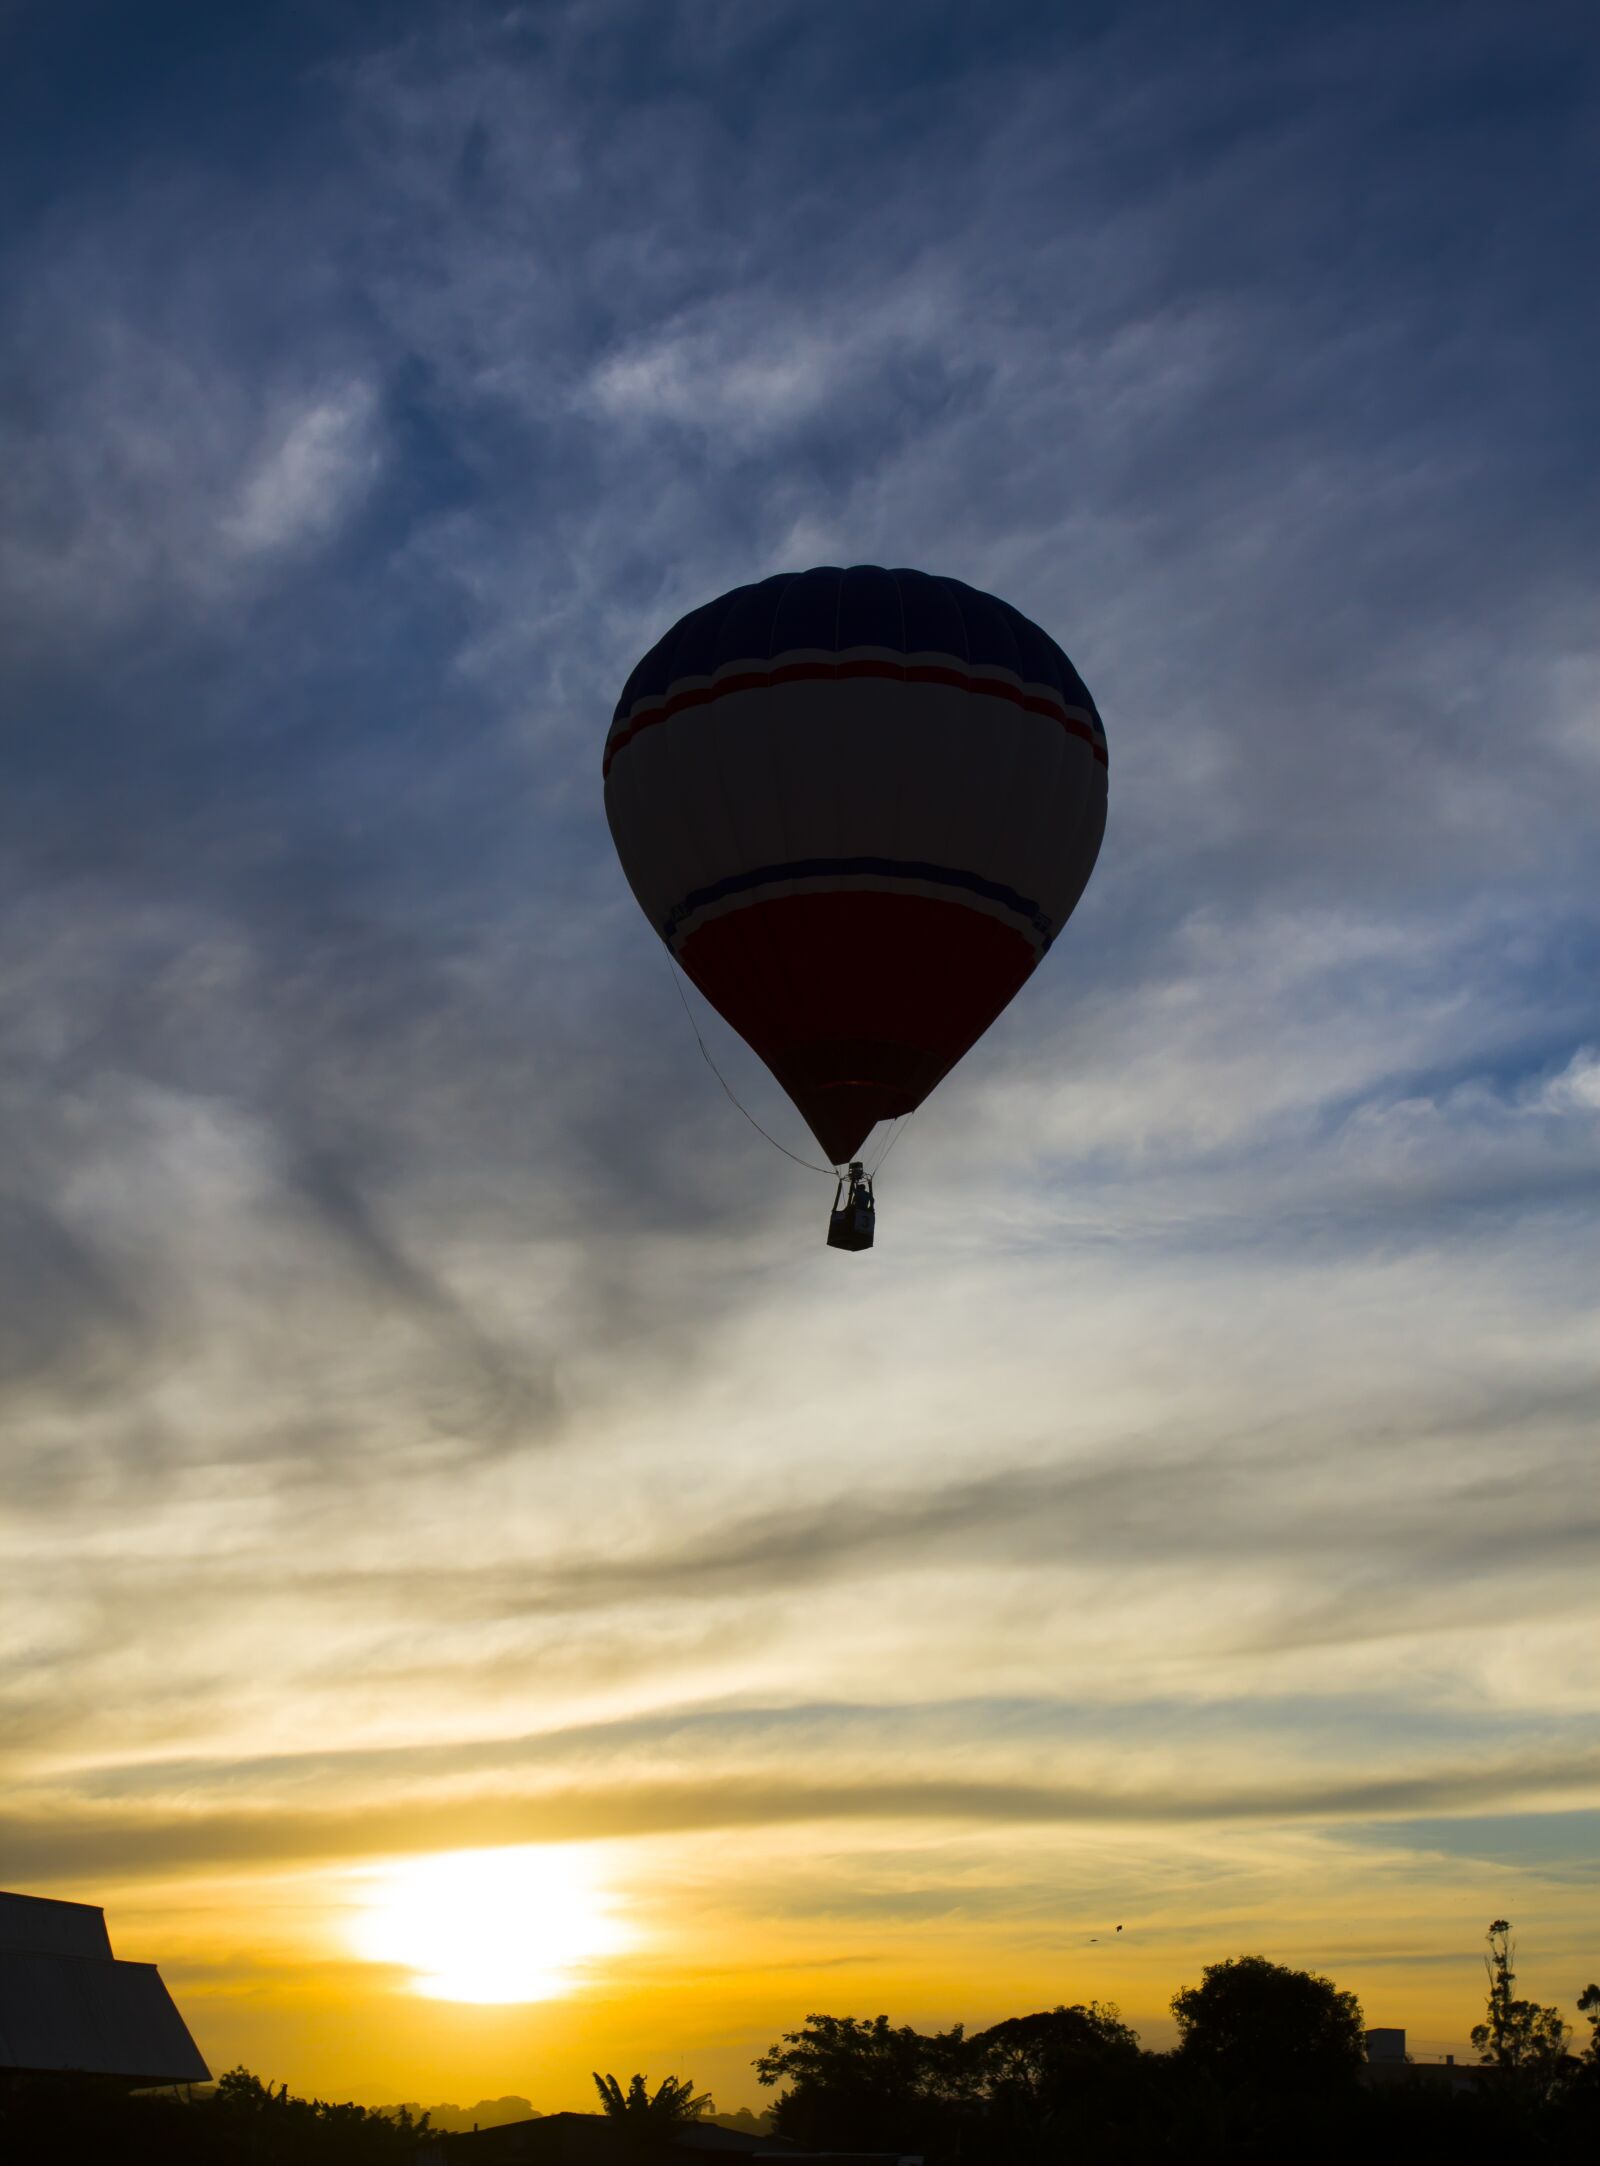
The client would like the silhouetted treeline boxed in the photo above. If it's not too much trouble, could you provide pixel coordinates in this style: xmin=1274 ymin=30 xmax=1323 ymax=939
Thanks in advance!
xmin=753 ymin=1948 xmax=1600 ymax=2164
xmin=5 ymin=1933 xmax=1597 ymax=2165
xmin=0 ymin=2065 xmax=427 ymax=2165
xmin=379 ymin=2092 xmax=536 ymax=2132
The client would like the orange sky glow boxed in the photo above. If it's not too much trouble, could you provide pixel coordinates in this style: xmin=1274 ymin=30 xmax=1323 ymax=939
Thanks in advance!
xmin=4 ymin=0 xmax=1598 ymax=2126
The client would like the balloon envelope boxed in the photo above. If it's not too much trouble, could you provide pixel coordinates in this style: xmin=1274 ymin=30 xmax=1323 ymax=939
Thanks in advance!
xmin=604 ymin=565 xmax=1107 ymax=1165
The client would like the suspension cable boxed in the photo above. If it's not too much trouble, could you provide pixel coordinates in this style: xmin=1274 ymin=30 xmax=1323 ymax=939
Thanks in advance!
xmin=867 ymin=1114 xmax=911 ymax=1179
xmin=668 ymin=961 xmax=837 ymax=1175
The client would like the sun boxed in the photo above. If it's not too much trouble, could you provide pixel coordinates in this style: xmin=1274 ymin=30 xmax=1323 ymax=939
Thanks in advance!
xmin=347 ymin=1845 xmax=634 ymax=2003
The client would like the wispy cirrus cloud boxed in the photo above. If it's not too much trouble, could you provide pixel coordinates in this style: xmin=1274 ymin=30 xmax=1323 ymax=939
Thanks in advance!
xmin=0 ymin=0 xmax=1596 ymax=2106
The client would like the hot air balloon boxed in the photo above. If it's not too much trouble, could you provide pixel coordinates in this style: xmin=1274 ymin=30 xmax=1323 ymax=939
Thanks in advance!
xmin=603 ymin=566 xmax=1107 ymax=1245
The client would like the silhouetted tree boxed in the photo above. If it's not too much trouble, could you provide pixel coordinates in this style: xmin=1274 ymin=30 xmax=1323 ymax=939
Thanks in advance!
xmin=755 ymin=2013 xmax=974 ymax=2155
xmin=1563 ymin=1981 xmax=1600 ymax=2136
xmin=747 ymin=1957 xmax=1600 ymax=2166
xmin=382 ymin=2093 xmax=534 ymax=2131
xmin=1470 ymin=1920 xmax=1569 ymax=2082
xmin=592 ymin=2072 xmax=713 ymax=2128
xmin=1172 ymin=1954 xmax=1365 ymax=2091
xmin=205 ymin=2068 xmax=430 ymax=2160
xmin=964 ymin=2002 xmax=1145 ymax=2161
xmin=707 ymin=2104 xmax=775 ymax=2136
xmin=1578 ymin=1982 xmax=1600 ymax=2063
xmin=973 ymin=2001 xmax=1139 ymax=2114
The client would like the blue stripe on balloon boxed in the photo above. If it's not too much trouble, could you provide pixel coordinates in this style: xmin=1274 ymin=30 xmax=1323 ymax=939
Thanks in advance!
xmin=613 ymin=567 xmax=1104 ymax=741
xmin=663 ymin=857 xmax=1054 ymax=946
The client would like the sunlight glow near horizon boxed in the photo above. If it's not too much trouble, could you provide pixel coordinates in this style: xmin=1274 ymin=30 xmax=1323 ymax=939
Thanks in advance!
xmin=4 ymin=0 xmax=1598 ymax=2116
xmin=347 ymin=1846 xmax=635 ymax=2004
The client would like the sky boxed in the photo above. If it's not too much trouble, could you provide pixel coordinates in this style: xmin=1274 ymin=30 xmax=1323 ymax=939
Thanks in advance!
xmin=2 ymin=0 xmax=1598 ymax=2118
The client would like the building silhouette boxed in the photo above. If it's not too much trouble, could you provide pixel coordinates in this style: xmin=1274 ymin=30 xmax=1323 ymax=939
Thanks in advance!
xmin=0 ymin=1889 xmax=209 ymax=2087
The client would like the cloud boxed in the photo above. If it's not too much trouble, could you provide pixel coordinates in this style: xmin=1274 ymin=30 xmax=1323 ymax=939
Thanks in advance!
xmin=12 ymin=1739 xmax=1600 ymax=1887
xmin=0 ymin=247 xmax=383 ymax=637
xmin=221 ymin=383 xmax=381 ymax=556
xmin=0 ymin=2 xmax=1597 ymax=2076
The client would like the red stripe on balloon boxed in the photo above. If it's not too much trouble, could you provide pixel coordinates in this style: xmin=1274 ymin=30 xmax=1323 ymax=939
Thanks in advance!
xmin=678 ymin=886 xmax=1038 ymax=1164
xmin=603 ymin=658 xmax=1107 ymax=779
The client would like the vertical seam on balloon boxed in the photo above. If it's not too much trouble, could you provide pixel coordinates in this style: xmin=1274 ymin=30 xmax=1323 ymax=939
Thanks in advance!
xmin=1021 ymin=658 xmax=1073 ymax=955
xmin=943 ymin=584 xmax=1030 ymax=1083
xmin=965 ymin=580 xmax=1034 ymax=943
xmin=757 ymin=570 xmax=811 ymax=1090
xmin=709 ymin=580 xmax=789 ymax=1095
xmin=658 ymin=598 xmax=728 ymax=989
xmin=993 ymin=593 xmax=1032 ymax=922
xmin=823 ymin=567 xmax=853 ymax=1129
xmin=930 ymin=575 xmax=975 ymax=959
xmin=936 ymin=574 xmax=971 ymax=667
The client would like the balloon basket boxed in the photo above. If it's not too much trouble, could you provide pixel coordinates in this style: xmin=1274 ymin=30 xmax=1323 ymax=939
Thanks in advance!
xmin=827 ymin=1163 xmax=876 ymax=1252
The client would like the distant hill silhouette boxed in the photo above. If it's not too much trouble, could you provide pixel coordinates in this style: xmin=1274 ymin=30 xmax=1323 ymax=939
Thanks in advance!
xmin=708 ymin=2108 xmax=776 ymax=2137
xmin=384 ymin=2095 xmax=539 ymax=2132
xmin=381 ymin=2099 xmax=774 ymax=2138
